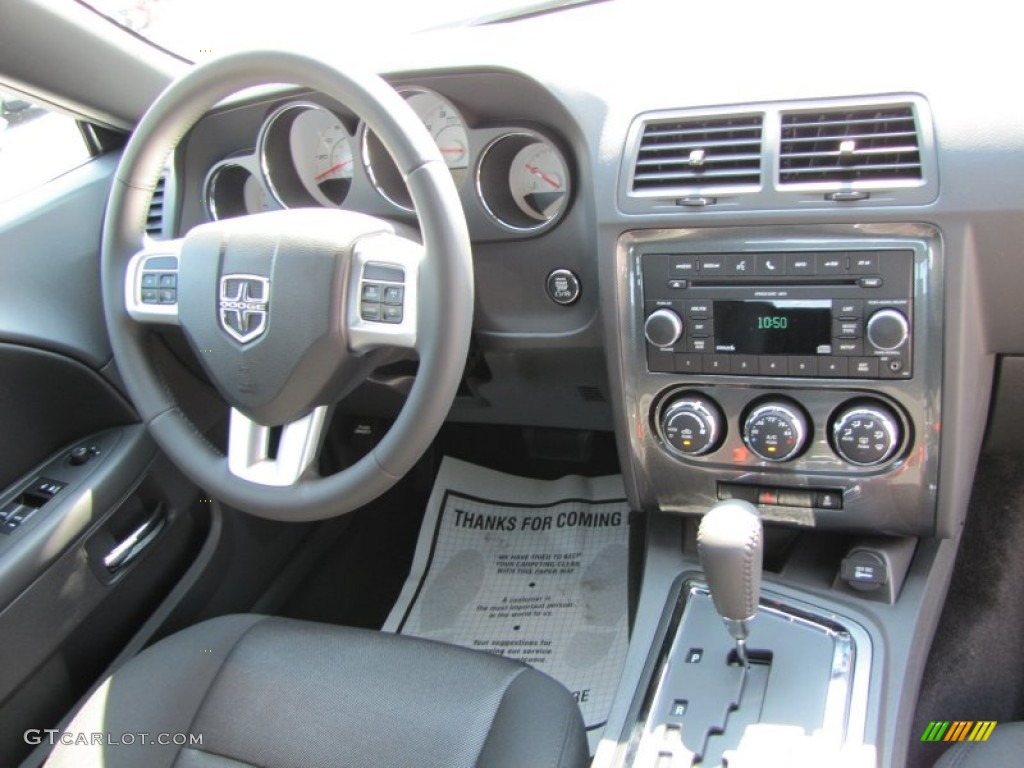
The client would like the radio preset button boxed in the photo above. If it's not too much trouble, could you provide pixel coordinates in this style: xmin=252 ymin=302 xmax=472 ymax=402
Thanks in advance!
xmin=816 ymin=253 xmax=848 ymax=274
xmin=788 ymin=357 xmax=818 ymax=377
xmin=703 ymin=355 xmax=730 ymax=373
xmin=730 ymin=356 xmax=758 ymax=375
xmin=675 ymin=354 xmax=703 ymax=373
xmin=756 ymin=254 xmax=786 ymax=276
xmin=819 ymin=358 xmax=849 ymax=377
xmin=758 ymin=357 xmax=787 ymax=376
xmin=850 ymin=252 xmax=880 ymax=274
xmin=787 ymin=254 xmax=816 ymax=275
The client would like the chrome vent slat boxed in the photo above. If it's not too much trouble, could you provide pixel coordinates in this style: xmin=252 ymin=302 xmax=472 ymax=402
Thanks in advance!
xmin=779 ymin=104 xmax=922 ymax=185
xmin=635 ymin=153 xmax=762 ymax=167
xmin=634 ymin=167 xmax=765 ymax=181
xmin=638 ymin=138 xmax=762 ymax=152
xmin=632 ymin=114 xmax=764 ymax=192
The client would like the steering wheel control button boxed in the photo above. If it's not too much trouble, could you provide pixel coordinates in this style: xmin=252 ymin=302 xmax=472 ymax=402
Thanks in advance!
xmin=142 ymin=289 xmax=159 ymax=304
xmin=644 ymin=308 xmax=683 ymax=348
xmin=141 ymin=273 xmax=159 ymax=288
xmin=383 ymin=286 xmax=404 ymax=304
xmin=362 ymin=283 xmax=382 ymax=302
xmin=659 ymin=394 xmax=724 ymax=457
xmin=382 ymin=305 xmax=404 ymax=323
xmin=546 ymin=269 xmax=580 ymax=305
xmin=360 ymin=302 xmax=381 ymax=322
xmin=743 ymin=401 xmax=809 ymax=462
xmin=832 ymin=403 xmax=902 ymax=466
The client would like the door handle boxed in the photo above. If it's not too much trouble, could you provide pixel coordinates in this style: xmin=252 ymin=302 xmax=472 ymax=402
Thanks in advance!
xmin=102 ymin=508 xmax=166 ymax=572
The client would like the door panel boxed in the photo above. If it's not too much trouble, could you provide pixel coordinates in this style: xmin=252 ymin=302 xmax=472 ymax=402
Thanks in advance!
xmin=0 ymin=150 xmax=203 ymax=763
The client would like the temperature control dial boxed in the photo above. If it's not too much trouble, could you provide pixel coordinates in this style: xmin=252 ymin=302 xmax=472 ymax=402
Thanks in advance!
xmin=645 ymin=309 xmax=683 ymax=348
xmin=660 ymin=395 xmax=724 ymax=457
xmin=832 ymin=403 xmax=902 ymax=466
xmin=743 ymin=402 xmax=809 ymax=462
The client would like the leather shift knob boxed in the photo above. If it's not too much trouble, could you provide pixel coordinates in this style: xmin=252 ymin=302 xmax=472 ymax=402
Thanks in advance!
xmin=697 ymin=499 xmax=763 ymax=623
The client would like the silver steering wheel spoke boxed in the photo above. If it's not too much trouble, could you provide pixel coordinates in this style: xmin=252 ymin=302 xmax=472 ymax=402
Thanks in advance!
xmin=227 ymin=407 xmax=329 ymax=486
xmin=346 ymin=233 xmax=422 ymax=353
xmin=125 ymin=239 xmax=183 ymax=325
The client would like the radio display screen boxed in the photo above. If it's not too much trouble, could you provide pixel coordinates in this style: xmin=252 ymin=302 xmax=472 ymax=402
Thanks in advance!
xmin=714 ymin=300 xmax=832 ymax=355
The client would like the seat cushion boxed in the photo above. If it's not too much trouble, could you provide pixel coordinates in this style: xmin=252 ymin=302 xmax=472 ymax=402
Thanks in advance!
xmin=932 ymin=721 xmax=1024 ymax=768
xmin=45 ymin=615 xmax=588 ymax=768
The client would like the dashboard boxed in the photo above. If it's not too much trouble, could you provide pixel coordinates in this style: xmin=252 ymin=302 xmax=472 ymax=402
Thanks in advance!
xmin=164 ymin=1 xmax=1024 ymax=544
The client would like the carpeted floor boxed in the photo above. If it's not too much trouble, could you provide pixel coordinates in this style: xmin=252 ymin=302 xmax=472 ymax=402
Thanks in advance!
xmin=908 ymin=454 xmax=1024 ymax=767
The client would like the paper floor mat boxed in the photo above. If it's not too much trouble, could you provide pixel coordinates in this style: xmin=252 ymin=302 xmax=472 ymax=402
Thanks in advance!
xmin=384 ymin=457 xmax=631 ymax=752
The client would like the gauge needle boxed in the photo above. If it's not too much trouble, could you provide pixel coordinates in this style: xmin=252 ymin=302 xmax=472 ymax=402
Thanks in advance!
xmin=438 ymin=146 xmax=465 ymax=155
xmin=315 ymin=159 xmax=352 ymax=181
xmin=526 ymin=163 xmax=560 ymax=189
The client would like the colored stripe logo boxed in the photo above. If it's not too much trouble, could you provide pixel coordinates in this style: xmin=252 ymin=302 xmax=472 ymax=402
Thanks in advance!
xmin=921 ymin=721 xmax=997 ymax=742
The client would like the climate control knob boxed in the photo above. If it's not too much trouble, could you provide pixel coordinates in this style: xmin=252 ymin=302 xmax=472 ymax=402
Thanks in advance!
xmin=660 ymin=395 xmax=723 ymax=457
xmin=866 ymin=309 xmax=909 ymax=351
xmin=645 ymin=308 xmax=684 ymax=348
xmin=743 ymin=401 xmax=809 ymax=462
xmin=832 ymin=403 xmax=902 ymax=466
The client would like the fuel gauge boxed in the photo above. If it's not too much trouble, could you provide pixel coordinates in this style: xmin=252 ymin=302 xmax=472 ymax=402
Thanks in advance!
xmin=476 ymin=132 xmax=572 ymax=232
xmin=509 ymin=141 xmax=568 ymax=222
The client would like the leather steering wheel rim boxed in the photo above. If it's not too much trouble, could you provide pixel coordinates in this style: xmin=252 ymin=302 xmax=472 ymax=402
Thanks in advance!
xmin=101 ymin=51 xmax=473 ymax=521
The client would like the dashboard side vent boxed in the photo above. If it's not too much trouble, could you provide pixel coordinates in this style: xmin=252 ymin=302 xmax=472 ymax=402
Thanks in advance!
xmin=145 ymin=172 xmax=167 ymax=238
xmin=779 ymin=105 xmax=922 ymax=185
xmin=631 ymin=114 xmax=763 ymax=193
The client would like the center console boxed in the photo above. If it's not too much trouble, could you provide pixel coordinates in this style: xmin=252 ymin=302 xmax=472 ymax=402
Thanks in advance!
xmin=613 ymin=224 xmax=943 ymax=536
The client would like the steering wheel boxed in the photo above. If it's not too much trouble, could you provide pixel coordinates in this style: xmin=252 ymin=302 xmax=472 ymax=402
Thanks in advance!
xmin=101 ymin=51 xmax=473 ymax=521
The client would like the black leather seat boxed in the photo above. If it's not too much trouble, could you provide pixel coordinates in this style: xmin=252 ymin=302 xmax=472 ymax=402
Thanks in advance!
xmin=45 ymin=615 xmax=588 ymax=767
xmin=932 ymin=722 xmax=1024 ymax=767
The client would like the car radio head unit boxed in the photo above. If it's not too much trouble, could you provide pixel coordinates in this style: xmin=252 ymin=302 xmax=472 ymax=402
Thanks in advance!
xmin=641 ymin=249 xmax=913 ymax=380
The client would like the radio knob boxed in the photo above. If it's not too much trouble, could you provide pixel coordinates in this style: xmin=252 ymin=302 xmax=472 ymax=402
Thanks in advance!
xmin=659 ymin=395 xmax=723 ymax=457
xmin=866 ymin=309 xmax=909 ymax=351
xmin=645 ymin=308 xmax=684 ymax=348
xmin=743 ymin=401 xmax=809 ymax=462
xmin=832 ymin=403 xmax=902 ymax=466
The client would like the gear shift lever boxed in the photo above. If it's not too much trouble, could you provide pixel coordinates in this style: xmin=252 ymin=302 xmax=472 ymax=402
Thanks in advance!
xmin=697 ymin=499 xmax=763 ymax=666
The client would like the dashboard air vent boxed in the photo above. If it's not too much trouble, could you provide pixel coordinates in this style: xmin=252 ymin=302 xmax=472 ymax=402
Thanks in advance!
xmin=631 ymin=114 xmax=763 ymax=193
xmin=145 ymin=172 xmax=167 ymax=238
xmin=779 ymin=105 xmax=922 ymax=185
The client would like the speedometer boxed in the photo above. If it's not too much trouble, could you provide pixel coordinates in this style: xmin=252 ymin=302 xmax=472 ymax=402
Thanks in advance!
xmin=259 ymin=102 xmax=354 ymax=208
xmin=363 ymin=88 xmax=469 ymax=210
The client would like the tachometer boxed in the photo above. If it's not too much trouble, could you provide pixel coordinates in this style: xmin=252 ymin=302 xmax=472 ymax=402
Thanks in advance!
xmin=205 ymin=161 xmax=275 ymax=221
xmin=259 ymin=102 xmax=355 ymax=208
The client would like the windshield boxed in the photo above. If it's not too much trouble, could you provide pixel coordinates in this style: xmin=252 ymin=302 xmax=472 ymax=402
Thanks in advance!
xmin=80 ymin=0 xmax=590 ymax=61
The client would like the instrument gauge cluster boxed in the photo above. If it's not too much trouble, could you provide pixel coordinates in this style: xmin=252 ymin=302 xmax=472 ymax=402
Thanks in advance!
xmin=200 ymin=88 xmax=575 ymax=239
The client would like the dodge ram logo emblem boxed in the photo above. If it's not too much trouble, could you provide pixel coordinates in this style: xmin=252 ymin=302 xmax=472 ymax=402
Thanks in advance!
xmin=219 ymin=275 xmax=270 ymax=343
